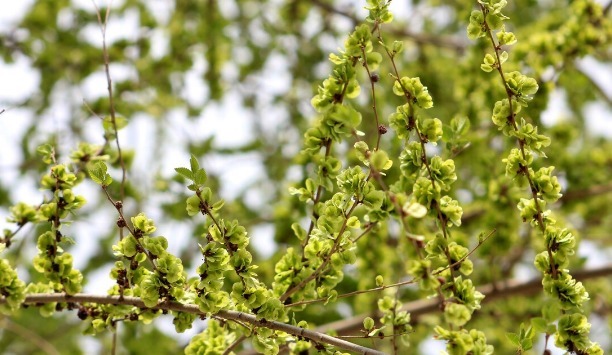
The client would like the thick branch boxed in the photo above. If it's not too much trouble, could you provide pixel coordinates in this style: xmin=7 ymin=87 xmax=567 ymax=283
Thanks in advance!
xmin=0 ymin=294 xmax=385 ymax=355
xmin=316 ymin=264 xmax=612 ymax=335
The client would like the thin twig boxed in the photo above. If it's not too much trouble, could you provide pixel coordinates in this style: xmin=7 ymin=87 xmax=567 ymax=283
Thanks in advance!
xmin=223 ymin=335 xmax=247 ymax=355
xmin=360 ymin=46 xmax=382 ymax=150
xmin=92 ymin=0 xmax=128 ymax=219
xmin=280 ymin=200 xmax=361 ymax=302
xmin=285 ymin=277 xmax=419 ymax=308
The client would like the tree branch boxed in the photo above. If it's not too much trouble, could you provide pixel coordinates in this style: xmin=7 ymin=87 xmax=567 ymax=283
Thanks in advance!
xmin=315 ymin=264 xmax=612 ymax=335
xmin=574 ymin=65 xmax=612 ymax=107
xmin=0 ymin=294 xmax=385 ymax=355
xmin=0 ymin=317 xmax=61 ymax=355
xmin=560 ymin=183 xmax=612 ymax=203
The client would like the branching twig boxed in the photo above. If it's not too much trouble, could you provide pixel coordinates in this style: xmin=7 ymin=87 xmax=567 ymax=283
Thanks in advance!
xmin=285 ymin=277 xmax=419 ymax=308
xmin=286 ymin=229 xmax=495 ymax=308
xmin=315 ymin=264 xmax=612 ymax=335
xmin=280 ymin=200 xmax=360 ymax=302
xmin=0 ymin=294 xmax=386 ymax=355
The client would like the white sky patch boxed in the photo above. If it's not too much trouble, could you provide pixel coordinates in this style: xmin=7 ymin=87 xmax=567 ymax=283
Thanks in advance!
xmin=579 ymin=240 xmax=612 ymax=268
xmin=206 ymin=152 xmax=265 ymax=201
xmin=0 ymin=108 xmax=32 ymax=176
xmin=72 ymin=0 xmax=126 ymax=12
xmin=0 ymin=56 xmax=40 ymax=103
xmin=82 ymin=262 xmax=115 ymax=294
xmin=540 ymin=89 xmax=571 ymax=127
xmin=78 ymin=7 xmax=140 ymax=46
xmin=142 ymin=0 xmax=175 ymax=25
xmin=577 ymin=56 xmax=612 ymax=98
xmin=0 ymin=0 xmax=33 ymax=32
xmin=149 ymin=28 xmax=170 ymax=59
xmin=197 ymin=93 xmax=255 ymax=148
xmin=250 ymin=223 xmax=277 ymax=258
xmin=584 ymin=102 xmax=612 ymax=138
xmin=182 ymin=57 xmax=208 ymax=108
xmin=80 ymin=63 xmax=137 ymax=101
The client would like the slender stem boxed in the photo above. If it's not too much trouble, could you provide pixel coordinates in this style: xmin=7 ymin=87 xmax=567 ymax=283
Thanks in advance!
xmin=111 ymin=327 xmax=117 ymax=355
xmin=360 ymin=46 xmax=382 ymax=150
xmin=92 ymin=1 xmax=127 ymax=229
xmin=301 ymin=139 xmax=332 ymax=249
xmin=285 ymin=229 xmax=494 ymax=308
xmin=196 ymin=192 xmax=248 ymax=288
xmin=280 ymin=200 xmax=360 ymax=302
xmin=285 ymin=277 xmax=419 ymax=308
xmin=479 ymin=4 xmax=558 ymax=279
xmin=223 ymin=335 xmax=247 ymax=355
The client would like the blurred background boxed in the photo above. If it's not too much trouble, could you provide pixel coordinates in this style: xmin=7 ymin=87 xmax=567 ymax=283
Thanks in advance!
xmin=0 ymin=0 xmax=610 ymax=353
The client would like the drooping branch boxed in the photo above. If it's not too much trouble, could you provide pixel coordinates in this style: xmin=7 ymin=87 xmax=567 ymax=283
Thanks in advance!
xmin=0 ymin=294 xmax=385 ymax=355
xmin=315 ymin=264 xmax=612 ymax=335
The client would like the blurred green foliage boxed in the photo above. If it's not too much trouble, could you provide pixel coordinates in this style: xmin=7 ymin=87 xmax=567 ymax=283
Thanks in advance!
xmin=0 ymin=0 xmax=611 ymax=354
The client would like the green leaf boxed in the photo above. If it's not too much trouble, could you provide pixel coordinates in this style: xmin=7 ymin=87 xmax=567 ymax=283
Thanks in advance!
xmin=363 ymin=317 xmax=375 ymax=330
xmin=531 ymin=317 xmax=548 ymax=333
xmin=88 ymin=162 xmax=113 ymax=186
xmin=375 ymin=275 xmax=384 ymax=287
xmin=102 ymin=116 xmax=128 ymax=132
xmin=506 ymin=332 xmax=520 ymax=347
xmin=194 ymin=169 xmax=207 ymax=185
xmin=392 ymin=40 xmax=404 ymax=54
xmin=403 ymin=202 xmax=427 ymax=218
xmin=174 ymin=167 xmax=193 ymax=179
xmin=346 ymin=216 xmax=360 ymax=229
xmin=189 ymin=155 xmax=200 ymax=173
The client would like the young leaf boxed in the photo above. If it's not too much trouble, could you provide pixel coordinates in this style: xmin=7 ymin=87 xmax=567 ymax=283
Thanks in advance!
xmin=175 ymin=167 xmax=193 ymax=180
xmin=190 ymin=155 xmax=200 ymax=173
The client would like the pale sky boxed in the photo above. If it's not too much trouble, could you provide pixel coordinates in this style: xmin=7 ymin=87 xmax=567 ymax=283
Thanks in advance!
xmin=0 ymin=1 xmax=610 ymax=353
